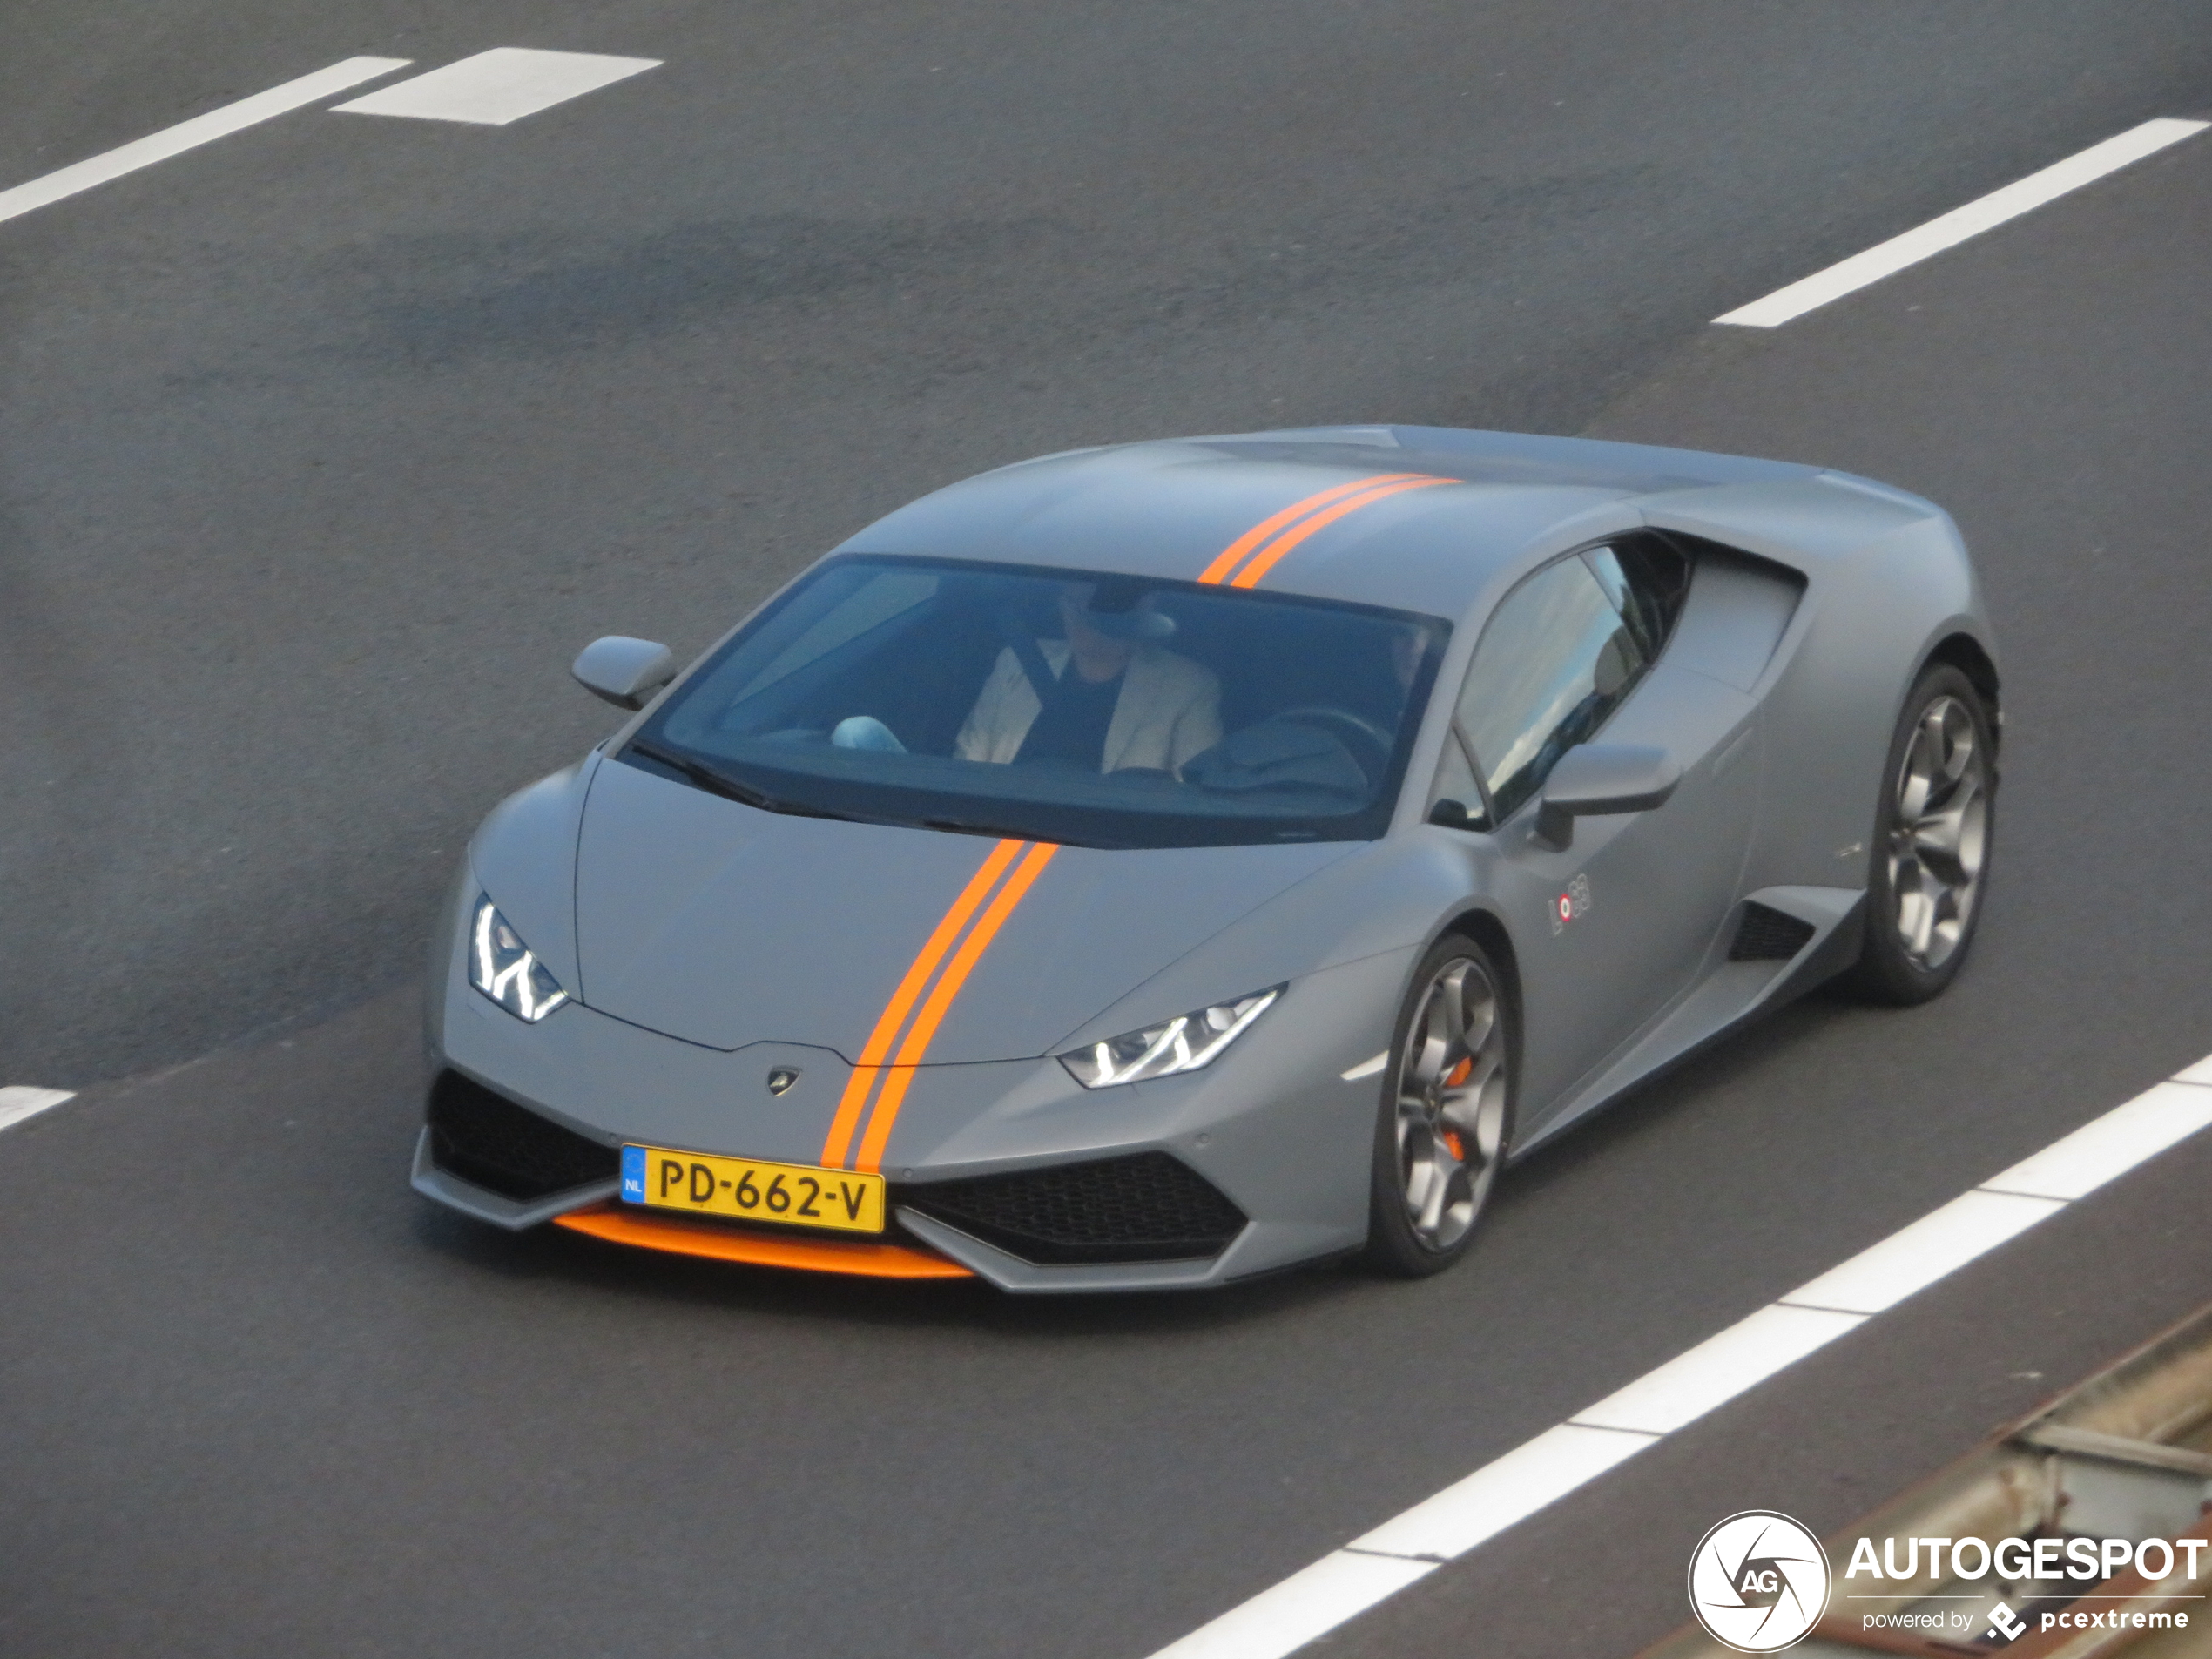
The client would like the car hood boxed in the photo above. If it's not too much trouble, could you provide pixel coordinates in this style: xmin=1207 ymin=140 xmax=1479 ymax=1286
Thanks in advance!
xmin=571 ymin=758 xmax=1357 ymax=1061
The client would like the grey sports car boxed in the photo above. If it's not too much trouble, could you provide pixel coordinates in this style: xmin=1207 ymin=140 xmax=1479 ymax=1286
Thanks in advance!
xmin=415 ymin=425 xmax=1997 ymax=1291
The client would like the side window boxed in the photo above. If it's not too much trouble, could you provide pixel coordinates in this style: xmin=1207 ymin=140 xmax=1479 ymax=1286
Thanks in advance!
xmin=1584 ymin=536 xmax=1691 ymax=663
xmin=1437 ymin=551 xmax=1654 ymax=826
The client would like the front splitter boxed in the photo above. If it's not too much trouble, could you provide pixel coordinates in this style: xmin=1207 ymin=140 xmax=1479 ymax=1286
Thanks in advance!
xmin=552 ymin=1203 xmax=976 ymax=1280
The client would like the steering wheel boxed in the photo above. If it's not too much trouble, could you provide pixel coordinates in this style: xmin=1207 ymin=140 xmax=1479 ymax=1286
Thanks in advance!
xmin=1271 ymin=705 xmax=1394 ymax=786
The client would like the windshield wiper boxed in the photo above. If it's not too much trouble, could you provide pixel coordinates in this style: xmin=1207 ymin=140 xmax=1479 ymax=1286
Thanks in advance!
xmin=627 ymin=739 xmax=863 ymax=824
xmin=631 ymin=742 xmax=1102 ymax=843
xmin=921 ymin=816 xmax=1107 ymax=849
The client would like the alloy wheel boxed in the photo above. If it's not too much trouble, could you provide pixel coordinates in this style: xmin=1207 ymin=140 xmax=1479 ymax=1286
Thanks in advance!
xmin=1887 ymin=693 xmax=1989 ymax=970
xmin=1392 ymin=956 xmax=1509 ymax=1253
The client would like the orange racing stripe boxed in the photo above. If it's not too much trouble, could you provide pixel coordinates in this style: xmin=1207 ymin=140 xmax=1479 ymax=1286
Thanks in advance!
xmin=1226 ymin=475 xmax=1457 ymax=590
xmin=1195 ymin=475 xmax=1420 ymax=586
xmin=853 ymin=839 xmax=1061 ymax=1173
xmin=819 ymin=837 xmax=1026 ymax=1168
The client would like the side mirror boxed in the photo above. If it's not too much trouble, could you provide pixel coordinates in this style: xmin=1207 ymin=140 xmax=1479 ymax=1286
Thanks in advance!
xmin=1426 ymin=798 xmax=1484 ymax=832
xmin=1533 ymin=743 xmax=1679 ymax=851
xmin=572 ymin=636 xmax=676 ymax=711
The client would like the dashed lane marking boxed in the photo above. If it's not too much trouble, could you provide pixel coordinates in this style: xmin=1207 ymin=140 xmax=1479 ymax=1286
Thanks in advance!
xmin=1144 ymin=1065 xmax=2212 ymax=1658
xmin=1715 ymin=117 xmax=2209 ymax=327
xmin=0 ymin=1087 xmax=76 ymax=1133
xmin=331 ymin=48 xmax=660 ymax=127
xmin=0 ymin=48 xmax=662 ymax=231
xmin=0 ymin=57 xmax=410 ymax=228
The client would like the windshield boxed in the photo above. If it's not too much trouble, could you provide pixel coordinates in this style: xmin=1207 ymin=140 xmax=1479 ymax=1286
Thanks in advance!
xmin=623 ymin=556 xmax=1448 ymax=849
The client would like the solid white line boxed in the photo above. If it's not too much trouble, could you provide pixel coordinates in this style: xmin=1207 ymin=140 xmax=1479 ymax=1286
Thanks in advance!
xmin=1571 ymin=1304 xmax=1866 ymax=1435
xmin=1140 ymin=1064 xmax=2212 ymax=1659
xmin=1777 ymin=1189 xmax=2062 ymax=1317
xmin=1348 ymin=1423 xmax=1655 ymax=1561
xmin=1145 ymin=1551 xmax=1435 ymax=1659
xmin=1981 ymin=1080 xmax=2212 ymax=1200
xmin=0 ymin=1087 xmax=76 ymax=1133
xmin=0 ymin=57 xmax=410 ymax=229
xmin=1714 ymin=117 xmax=2209 ymax=327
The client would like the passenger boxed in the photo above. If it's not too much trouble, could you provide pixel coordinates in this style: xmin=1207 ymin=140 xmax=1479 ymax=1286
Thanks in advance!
xmin=955 ymin=584 xmax=1222 ymax=774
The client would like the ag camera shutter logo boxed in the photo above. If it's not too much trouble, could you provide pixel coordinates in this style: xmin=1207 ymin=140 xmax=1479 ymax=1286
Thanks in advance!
xmin=1688 ymin=1511 xmax=1831 ymax=1652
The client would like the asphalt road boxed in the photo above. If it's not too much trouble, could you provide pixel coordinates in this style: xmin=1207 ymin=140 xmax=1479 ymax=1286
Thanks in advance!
xmin=1331 ymin=121 xmax=2212 ymax=1659
xmin=3 ymin=5 xmax=2210 ymax=1658
xmin=6 ymin=0 xmax=2211 ymax=1086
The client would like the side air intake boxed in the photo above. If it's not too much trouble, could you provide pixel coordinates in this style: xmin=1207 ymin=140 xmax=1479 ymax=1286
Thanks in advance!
xmin=1729 ymin=901 xmax=1817 ymax=962
xmin=900 ymin=1152 xmax=1248 ymax=1265
xmin=426 ymin=1070 xmax=619 ymax=1202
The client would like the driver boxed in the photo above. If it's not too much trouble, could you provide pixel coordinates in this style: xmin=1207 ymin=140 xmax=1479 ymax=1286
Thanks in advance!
xmin=955 ymin=583 xmax=1222 ymax=774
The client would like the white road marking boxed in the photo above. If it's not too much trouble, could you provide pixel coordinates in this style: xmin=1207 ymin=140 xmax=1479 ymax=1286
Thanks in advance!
xmin=1348 ymin=1423 xmax=1652 ymax=1561
xmin=1779 ymin=1189 xmax=2062 ymax=1316
xmin=1143 ymin=1060 xmax=2212 ymax=1659
xmin=1715 ymin=117 xmax=2210 ymax=327
xmin=0 ymin=57 xmax=410 ymax=229
xmin=1571 ymin=1303 xmax=1865 ymax=1435
xmin=332 ymin=48 xmax=660 ymax=127
xmin=1339 ymin=1052 xmax=1389 ymax=1082
xmin=1980 ymin=1081 xmax=2212 ymax=1200
xmin=1151 ymin=1551 xmax=1436 ymax=1659
xmin=0 ymin=1087 xmax=76 ymax=1133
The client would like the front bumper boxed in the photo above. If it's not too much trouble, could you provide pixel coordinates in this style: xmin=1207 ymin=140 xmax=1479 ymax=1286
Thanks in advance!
xmin=419 ymin=932 xmax=1414 ymax=1291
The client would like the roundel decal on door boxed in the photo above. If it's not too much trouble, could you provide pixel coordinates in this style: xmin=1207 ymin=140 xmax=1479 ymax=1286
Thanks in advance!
xmin=1551 ymin=873 xmax=1591 ymax=935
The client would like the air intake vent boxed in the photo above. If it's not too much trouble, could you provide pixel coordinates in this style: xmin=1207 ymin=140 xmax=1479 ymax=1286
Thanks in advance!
xmin=900 ymin=1151 xmax=1248 ymax=1265
xmin=427 ymin=1070 xmax=618 ymax=1202
xmin=1729 ymin=901 xmax=1817 ymax=962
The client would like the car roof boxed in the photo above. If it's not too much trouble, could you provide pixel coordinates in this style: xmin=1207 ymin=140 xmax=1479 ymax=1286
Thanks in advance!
xmin=830 ymin=425 xmax=1923 ymax=619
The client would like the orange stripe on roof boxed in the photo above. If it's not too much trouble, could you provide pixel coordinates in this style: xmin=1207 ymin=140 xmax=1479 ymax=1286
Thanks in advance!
xmin=853 ymin=840 xmax=1061 ymax=1174
xmin=1226 ymin=475 xmax=1456 ymax=590
xmin=1196 ymin=475 xmax=1419 ymax=586
xmin=819 ymin=838 xmax=1026 ymax=1168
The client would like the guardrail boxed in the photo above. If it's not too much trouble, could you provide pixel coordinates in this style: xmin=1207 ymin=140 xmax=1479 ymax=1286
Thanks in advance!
xmin=1642 ymin=1304 xmax=2212 ymax=1657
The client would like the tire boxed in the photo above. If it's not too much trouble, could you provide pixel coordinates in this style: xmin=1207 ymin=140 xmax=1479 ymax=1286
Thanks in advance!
xmin=1844 ymin=664 xmax=1995 ymax=1006
xmin=1361 ymin=934 xmax=1516 ymax=1278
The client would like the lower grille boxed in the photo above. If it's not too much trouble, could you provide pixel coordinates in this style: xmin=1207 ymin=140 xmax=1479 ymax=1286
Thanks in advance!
xmin=426 ymin=1070 xmax=618 ymax=1202
xmin=900 ymin=1151 xmax=1248 ymax=1265
xmin=1729 ymin=901 xmax=1817 ymax=961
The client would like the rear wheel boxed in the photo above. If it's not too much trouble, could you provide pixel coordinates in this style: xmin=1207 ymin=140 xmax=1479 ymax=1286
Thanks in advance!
xmin=1361 ymin=934 xmax=1514 ymax=1278
xmin=1845 ymin=664 xmax=1994 ymax=1005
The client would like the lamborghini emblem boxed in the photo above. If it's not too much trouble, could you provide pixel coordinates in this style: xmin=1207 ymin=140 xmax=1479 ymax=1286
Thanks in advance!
xmin=766 ymin=1067 xmax=800 ymax=1096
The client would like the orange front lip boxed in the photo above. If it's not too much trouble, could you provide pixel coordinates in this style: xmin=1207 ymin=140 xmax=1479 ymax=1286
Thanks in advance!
xmin=554 ymin=1204 xmax=976 ymax=1280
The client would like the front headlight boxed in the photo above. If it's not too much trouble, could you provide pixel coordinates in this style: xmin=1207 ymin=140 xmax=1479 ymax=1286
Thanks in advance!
xmin=468 ymin=896 xmax=570 ymax=1022
xmin=1058 ymin=987 xmax=1281 ymax=1089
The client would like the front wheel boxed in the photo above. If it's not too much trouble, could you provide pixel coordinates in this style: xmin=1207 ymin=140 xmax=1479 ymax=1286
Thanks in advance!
xmin=1844 ymin=664 xmax=1995 ymax=1005
xmin=1361 ymin=934 xmax=1516 ymax=1278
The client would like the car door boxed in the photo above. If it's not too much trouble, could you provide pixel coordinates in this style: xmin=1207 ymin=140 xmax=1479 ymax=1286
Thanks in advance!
xmin=1430 ymin=541 xmax=1759 ymax=1124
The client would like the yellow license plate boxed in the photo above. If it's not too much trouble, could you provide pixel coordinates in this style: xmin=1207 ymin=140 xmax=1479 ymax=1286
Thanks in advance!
xmin=620 ymin=1145 xmax=886 ymax=1235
